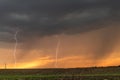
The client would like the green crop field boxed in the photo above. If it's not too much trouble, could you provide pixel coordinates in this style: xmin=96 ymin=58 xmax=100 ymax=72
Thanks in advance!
xmin=0 ymin=66 xmax=120 ymax=80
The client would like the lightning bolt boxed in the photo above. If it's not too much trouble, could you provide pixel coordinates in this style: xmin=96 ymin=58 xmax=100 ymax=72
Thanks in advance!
xmin=13 ymin=31 xmax=18 ymax=68
xmin=55 ymin=36 xmax=61 ymax=68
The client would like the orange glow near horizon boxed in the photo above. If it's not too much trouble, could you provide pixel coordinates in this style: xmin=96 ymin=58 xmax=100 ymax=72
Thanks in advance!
xmin=0 ymin=53 xmax=120 ymax=69
xmin=0 ymin=27 xmax=120 ymax=69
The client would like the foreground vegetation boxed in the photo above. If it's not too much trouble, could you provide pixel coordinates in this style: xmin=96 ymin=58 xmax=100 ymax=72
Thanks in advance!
xmin=0 ymin=66 xmax=120 ymax=80
xmin=0 ymin=75 xmax=120 ymax=80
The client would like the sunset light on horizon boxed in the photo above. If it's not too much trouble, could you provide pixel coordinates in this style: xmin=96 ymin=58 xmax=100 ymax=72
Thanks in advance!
xmin=0 ymin=0 xmax=120 ymax=69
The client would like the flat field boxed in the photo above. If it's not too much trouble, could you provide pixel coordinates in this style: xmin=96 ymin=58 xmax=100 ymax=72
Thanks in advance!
xmin=0 ymin=66 xmax=120 ymax=80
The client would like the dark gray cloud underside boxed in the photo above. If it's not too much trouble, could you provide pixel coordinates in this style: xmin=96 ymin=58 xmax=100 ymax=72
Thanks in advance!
xmin=0 ymin=0 xmax=119 ymax=40
xmin=0 ymin=0 xmax=119 ymax=62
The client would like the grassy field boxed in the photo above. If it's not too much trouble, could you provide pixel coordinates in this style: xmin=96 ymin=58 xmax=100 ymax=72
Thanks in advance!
xmin=0 ymin=66 xmax=120 ymax=80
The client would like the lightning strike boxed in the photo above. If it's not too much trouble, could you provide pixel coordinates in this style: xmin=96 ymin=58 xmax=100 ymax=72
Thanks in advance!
xmin=55 ymin=36 xmax=61 ymax=68
xmin=13 ymin=31 xmax=18 ymax=68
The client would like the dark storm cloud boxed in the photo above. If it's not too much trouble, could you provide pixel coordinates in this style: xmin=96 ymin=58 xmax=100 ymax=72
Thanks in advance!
xmin=0 ymin=0 xmax=120 ymax=63
xmin=0 ymin=0 xmax=120 ymax=41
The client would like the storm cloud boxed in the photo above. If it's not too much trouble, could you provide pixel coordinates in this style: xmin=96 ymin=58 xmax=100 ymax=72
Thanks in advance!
xmin=0 ymin=0 xmax=120 ymax=42
xmin=0 ymin=0 xmax=120 ymax=68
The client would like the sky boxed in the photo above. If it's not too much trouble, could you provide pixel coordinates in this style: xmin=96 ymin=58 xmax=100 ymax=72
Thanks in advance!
xmin=0 ymin=0 xmax=120 ymax=68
